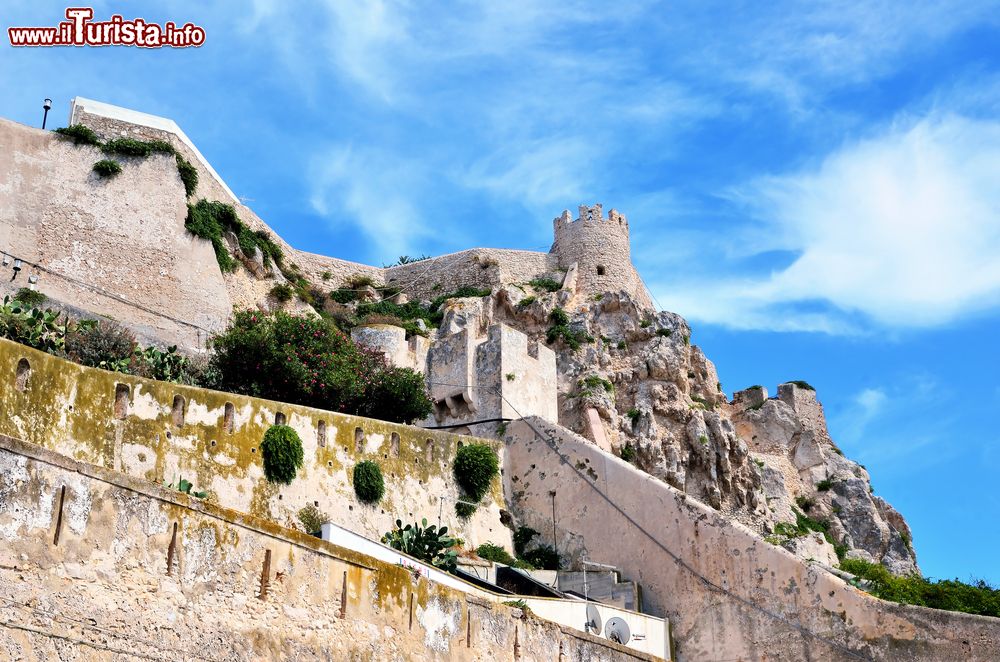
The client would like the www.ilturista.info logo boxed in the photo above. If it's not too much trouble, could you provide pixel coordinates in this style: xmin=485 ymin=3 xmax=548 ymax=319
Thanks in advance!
xmin=8 ymin=8 xmax=205 ymax=48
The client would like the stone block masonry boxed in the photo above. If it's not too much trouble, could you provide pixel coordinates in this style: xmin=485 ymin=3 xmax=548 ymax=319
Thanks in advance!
xmin=0 ymin=434 xmax=661 ymax=662
xmin=504 ymin=416 xmax=1000 ymax=661
xmin=0 ymin=337 xmax=511 ymax=551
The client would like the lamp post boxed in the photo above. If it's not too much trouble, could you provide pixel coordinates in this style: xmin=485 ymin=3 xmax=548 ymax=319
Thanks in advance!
xmin=42 ymin=99 xmax=52 ymax=129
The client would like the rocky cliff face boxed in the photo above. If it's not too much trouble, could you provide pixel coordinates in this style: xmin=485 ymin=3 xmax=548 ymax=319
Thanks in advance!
xmin=473 ymin=284 xmax=919 ymax=575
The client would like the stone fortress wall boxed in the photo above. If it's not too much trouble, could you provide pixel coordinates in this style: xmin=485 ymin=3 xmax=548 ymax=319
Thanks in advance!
xmin=505 ymin=416 xmax=1000 ymax=662
xmin=1 ymin=100 xmax=657 ymax=355
xmin=0 ymin=337 xmax=511 ymax=550
xmin=0 ymin=435 xmax=658 ymax=662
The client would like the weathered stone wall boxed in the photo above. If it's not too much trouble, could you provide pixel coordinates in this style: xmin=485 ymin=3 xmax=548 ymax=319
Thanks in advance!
xmin=504 ymin=416 xmax=1000 ymax=662
xmin=550 ymin=204 xmax=655 ymax=310
xmin=425 ymin=323 xmax=557 ymax=434
xmin=0 ymin=338 xmax=510 ymax=550
xmin=0 ymin=435 xmax=658 ymax=662
xmin=386 ymin=249 xmax=559 ymax=303
xmin=352 ymin=323 xmax=430 ymax=372
xmin=0 ymin=117 xmax=230 ymax=350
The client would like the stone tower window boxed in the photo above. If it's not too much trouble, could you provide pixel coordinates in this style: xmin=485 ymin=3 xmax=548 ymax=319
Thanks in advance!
xmin=317 ymin=420 xmax=327 ymax=448
xmin=274 ymin=411 xmax=286 ymax=425
xmin=390 ymin=432 xmax=400 ymax=458
xmin=597 ymin=265 xmax=606 ymax=276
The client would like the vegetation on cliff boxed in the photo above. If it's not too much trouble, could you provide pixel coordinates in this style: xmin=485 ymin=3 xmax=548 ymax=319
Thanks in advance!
xmin=841 ymin=558 xmax=1000 ymax=618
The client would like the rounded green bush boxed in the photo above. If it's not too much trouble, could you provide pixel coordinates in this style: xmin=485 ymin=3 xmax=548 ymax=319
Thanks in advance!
xmin=261 ymin=424 xmax=303 ymax=484
xmin=453 ymin=443 xmax=499 ymax=502
xmin=93 ymin=159 xmax=122 ymax=178
xmin=353 ymin=460 xmax=385 ymax=504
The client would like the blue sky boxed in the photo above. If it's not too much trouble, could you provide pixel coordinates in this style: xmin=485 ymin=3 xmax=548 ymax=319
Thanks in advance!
xmin=3 ymin=2 xmax=999 ymax=583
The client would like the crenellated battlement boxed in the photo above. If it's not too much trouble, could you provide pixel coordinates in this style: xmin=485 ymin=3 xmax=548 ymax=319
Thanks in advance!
xmin=549 ymin=202 xmax=652 ymax=308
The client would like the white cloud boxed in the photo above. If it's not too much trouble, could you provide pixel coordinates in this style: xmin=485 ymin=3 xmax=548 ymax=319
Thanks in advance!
xmin=653 ymin=113 xmax=1000 ymax=332
xmin=308 ymin=146 xmax=429 ymax=260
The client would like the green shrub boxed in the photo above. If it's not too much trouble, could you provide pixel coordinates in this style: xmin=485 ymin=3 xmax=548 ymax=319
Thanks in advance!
xmin=477 ymin=543 xmax=534 ymax=569
xmin=0 ymin=296 xmax=66 ymax=353
xmin=455 ymin=501 xmax=477 ymax=519
xmin=102 ymin=137 xmax=152 ymax=158
xmin=329 ymin=289 xmax=357 ymax=304
xmin=546 ymin=307 xmax=593 ymax=351
xmin=517 ymin=295 xmax=536 ymax=308
xmin=580 ymin=375 xmax=613 ymax=393
xmin=13 ymin=288 xmax=46 ymax=308
xmin=353 ymin=460 xmax=385 ymax=504
xmin=270 ymin=283 xmax=294 ymax=302
xmin=345 ymin=274 xmax=376 ymax=289
xmin=209 ymin=310 xmax=432 ymax=423
xmin=521 ymin=544 xmax=561 ymax=570
xmin=185 ymin=199 xmax=284 ymax=274
xmin=146 ymin=139 xmax=176 ymax=155
xmin=297 ymin=504 xmax=329 ymax=536
xmin=617 ymin=340 xmax=626 ymax=350
xmin=788 ymin=380 xmax=816 ymax=390
xmin=656 ymin=328 xmax=672 ymax=337
xmin=795 ymin=495 xmax=816 ymax=512
xmin=382 ymin=519 xmax=459 ymax=572
xmin=816 ymin=479 xmax=834 ymax=491
xmin=640 ymin=319 xmax=651 ymax=328
xmin=260 ymin=424 xmax=304 ymax=484
xmin=131 ymin=344 xmax=201 ymax=383
xmin=512 ymin=527 xmax=560 ymax=569
xmin=92 ymin=159 xmax=122 ymax=177
xmin=453 ymin=444 xmax=499 ymax=502
xmin=529 ymin=277 xmax=561 ymax=292
xmin=619 ymin=442 xmax=637 ymax=463
xmin=64 ymin=320 xmax=136 ymax=372
xmin=175 ymin=156 xmax=198 ymax=196
xmin=321 ymin=271 xmax=332 ymax=281
xmin=626 ymin=408 xmax=641 ymax=425
xmin=54 ymin=124 xmax=101 ymax=146
xmin=839 ymin=558 xmax=1000 ymax=618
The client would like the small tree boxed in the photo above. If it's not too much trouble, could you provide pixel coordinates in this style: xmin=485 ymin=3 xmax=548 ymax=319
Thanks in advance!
xmin=261 ymin=424 xmax=304 ymax=484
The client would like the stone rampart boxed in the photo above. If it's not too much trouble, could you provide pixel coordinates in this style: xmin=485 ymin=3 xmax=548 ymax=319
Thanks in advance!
xmin=0 ymin=337 xmax=509 ymax=549
xmin=0 ymin=434 xmax=659 ymax=661
xmin=504 ymin=416 xmax=1000 ymax=662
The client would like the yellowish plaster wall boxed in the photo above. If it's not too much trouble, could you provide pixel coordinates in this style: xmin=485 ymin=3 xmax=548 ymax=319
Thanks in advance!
xmin=0 ymin=338 xmax=511 ymax=549
xmin=0 ymin=435 xmax=657 ymax=661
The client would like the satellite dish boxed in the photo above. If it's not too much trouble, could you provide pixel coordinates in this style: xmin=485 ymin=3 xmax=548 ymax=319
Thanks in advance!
xmin=585 ymin=604 xmax=602 ymax=634
xmin=605 ymin=617 xmax=631 ymax=645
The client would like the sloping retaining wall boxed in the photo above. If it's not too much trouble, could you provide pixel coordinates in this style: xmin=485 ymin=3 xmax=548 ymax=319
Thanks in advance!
xmin=504 ymin=416 xmax=1000 ymax=662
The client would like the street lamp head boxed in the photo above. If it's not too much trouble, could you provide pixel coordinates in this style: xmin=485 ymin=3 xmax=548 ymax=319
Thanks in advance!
xmin=43 ymin=98 xmax=52 ymax=110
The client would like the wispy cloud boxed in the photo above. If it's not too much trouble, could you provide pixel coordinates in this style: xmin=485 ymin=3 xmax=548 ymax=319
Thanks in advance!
xmin=308 ymin=146 xmax=430 ymax=260
xmin=652 ymin=112 xmax=1000 ymax=332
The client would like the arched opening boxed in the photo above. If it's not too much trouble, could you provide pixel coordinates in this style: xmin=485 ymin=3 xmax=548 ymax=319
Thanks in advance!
xmin=390 ymin=432 xmax=400 ymax=458
xmin=274 ymin=412 xmax=286 ymax=425
xmin=223 ymin=402 xmax=235 ymax=434
xmin=596 ymin=265 xmax=606 ymax=276
xmin=14 ymin=358 xmax=30 ymax=392
xmin=171 ymin=395 xmax=185 ymax=428
xmin=354 ymin=427 xmax=365 ymax=453
xmin=317 ymin=420 xmax=327 ymax=448
xmin=114 ymin=384 xmax=130 ymax=419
